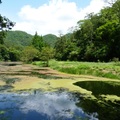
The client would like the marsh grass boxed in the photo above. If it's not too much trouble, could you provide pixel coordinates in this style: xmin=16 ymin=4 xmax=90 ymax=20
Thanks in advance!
xmin=113 ymin=61 xmax=120 ymax=66
xmin=32 ymin=61 xmax=48 ymax=67
xmin=51 ymin=60 xmax=120 ymax=80
xmin=33 ymin=60 xmax=120 ymax=80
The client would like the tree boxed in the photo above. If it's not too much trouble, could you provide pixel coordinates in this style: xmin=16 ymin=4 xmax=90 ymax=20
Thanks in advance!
xmin=72 ymin=0 xmax=120 ymax=61
xmin=21 ymin=46 xmax=40 ymax=63
xmin=74 ymin=17 xmax=95 ymax=61
xmin=40 ymin=47 xmax=55 ymax=67
xmin=54 ymin=35 xmax=68 ymax=60
xmin=0 ymin=0 xmax=15 ymax=32
xmin=8 ymin=47 xmax=20 ymax=61
xmin=0 ymin=1 xmax=15 ymax=61
xmin=32 ymin=32 xmax=44 ymax=51
xmin=0 ymin=31 xmax=6 ymax=44
xmin=0 ymin=1 xmax=15 ymax=30
xmin=0 ymin=15 xmax=15 ymax=31
xmin=112 ymin=0 xmax=120 ymax=22
xmin=0 ymin=13 xmax=15 ymax=45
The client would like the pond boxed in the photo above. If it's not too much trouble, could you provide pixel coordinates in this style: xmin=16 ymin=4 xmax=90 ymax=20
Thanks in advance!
xmin=74 ymin=81 xmax=120 ymax=97
xmin=0 ymin=91 xmax=98 ymax=120
xmin=0 ymin=82 xmax=120 ymax=120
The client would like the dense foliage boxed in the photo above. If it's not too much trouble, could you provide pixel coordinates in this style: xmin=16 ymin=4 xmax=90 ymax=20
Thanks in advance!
xmin=32 ymin=32 xmax=45 ymax=51
xmin=0 ymin=29 xmax=57 ymax=62
xmin=55 ymin=0 xmax=120 ymax=62
xmin=20 ymin=33 xmax=55 ymax=64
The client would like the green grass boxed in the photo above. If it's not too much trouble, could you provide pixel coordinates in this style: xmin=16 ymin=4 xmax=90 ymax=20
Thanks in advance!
xmin=33 ymin=60 xmax=120 ymax=80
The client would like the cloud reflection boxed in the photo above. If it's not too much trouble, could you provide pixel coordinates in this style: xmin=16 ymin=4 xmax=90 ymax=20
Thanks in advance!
xmin=0 ymin=91 xmax=98 ymax=120
xmin=19 ymin=91 xmax=98 ymax=120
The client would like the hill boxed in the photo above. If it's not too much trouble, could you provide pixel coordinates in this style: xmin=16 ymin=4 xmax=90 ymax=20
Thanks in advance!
xmin=43 ymin=34 xmax=58 ymax=47
xmin=4 ymin=31 xmax=58 ymax=48
xmin=4 ymin=30 xmax=33 ymax=48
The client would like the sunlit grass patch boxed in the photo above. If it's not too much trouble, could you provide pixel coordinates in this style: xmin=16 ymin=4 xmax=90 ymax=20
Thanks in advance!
xmin=48 ymin=60 xmax=120 ymax=80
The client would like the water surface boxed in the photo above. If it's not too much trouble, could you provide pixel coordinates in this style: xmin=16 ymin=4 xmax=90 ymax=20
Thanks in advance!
xmin=74 ymin=81 xmax=120 ymax=97
xmin=0 ymin=91 xmax=98 ymax=120
xmin=0 ymin=81 xmax=120 ymax=120
xmin=74 ymin=81 xmax=120 ymax=120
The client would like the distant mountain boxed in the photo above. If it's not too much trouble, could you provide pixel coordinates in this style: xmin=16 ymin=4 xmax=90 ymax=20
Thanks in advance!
xmin=4 ymin=30 xmax=33 ymax=48
xmin=4 ymin=31 xmax=58 ymax=48
xmin=43 ymin=34 xmax=58 ymax=47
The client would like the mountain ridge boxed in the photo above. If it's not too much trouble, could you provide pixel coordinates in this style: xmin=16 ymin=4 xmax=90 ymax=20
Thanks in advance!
xmin=4 ymin=30 xmax=58 ymax=48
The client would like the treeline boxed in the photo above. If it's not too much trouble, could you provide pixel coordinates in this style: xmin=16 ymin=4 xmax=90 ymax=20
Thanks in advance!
xmin=20 ymin=32 xmax=54 ymax=65
xmin=55 ymin=0 xmax=120 ymax=62
xmin=0 ymin=31 xmax=55 ymax=66
xmin=0 ymin=0 xmax=120 ymax=63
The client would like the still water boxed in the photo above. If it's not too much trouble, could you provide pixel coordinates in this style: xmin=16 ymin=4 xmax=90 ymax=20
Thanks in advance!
xmin=0 ymin=91 xmax=98 ymax=120
xmin=0 ymin=81 xmax=120 ymax=120
xmin=74 ymin=81 xmax=120 ymax=97
xmin=74 ymin=81 xmax=120 ymax=120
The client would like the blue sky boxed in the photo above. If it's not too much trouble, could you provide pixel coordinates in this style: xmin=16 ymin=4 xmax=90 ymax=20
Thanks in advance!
xmin=0 ymin=0 xmax=106 ymax=35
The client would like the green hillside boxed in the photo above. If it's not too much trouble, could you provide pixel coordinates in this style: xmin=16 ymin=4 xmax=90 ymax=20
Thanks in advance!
xmin=43 ymin=34 xmax=58 ymax=47
xmin=4 ymin=30 xmax=33 ymax=48
xmin=4 ymin=31 xmax=58 ymax=48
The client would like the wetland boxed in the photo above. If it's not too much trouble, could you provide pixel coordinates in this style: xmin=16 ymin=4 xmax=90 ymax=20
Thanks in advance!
xmin=0 ymin=62 xmax=120 ymax=120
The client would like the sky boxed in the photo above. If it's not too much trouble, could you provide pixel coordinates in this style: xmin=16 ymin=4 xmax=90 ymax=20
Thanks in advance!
xmin=0 ymin=0 xmax=108 ymax=36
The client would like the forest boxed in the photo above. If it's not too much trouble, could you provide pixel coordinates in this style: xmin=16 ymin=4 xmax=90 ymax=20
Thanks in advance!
xmin=0 ymin=0 xmax=120 ymax=63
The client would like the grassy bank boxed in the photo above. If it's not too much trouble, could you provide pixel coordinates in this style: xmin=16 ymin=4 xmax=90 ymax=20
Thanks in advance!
xmin=33 ymin=60 xmax=120 ymax=80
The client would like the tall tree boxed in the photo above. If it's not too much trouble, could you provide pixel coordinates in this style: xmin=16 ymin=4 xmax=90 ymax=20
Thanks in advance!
xmin=0 ymin=1 xmax=15 ymax=61
xmin=70 ymin=0 xmax=120 ymax=61
xmin=32 ymin=32 xmax=44 ymax=51
xmin=54 ymin=35 xmax=68 ymax=60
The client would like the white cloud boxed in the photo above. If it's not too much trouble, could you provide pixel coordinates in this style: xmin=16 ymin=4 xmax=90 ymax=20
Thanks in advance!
xmin=80 ymin=0 xmax=105 ymax=16
xmin=13 ymin=0 xmax=107 ymax=36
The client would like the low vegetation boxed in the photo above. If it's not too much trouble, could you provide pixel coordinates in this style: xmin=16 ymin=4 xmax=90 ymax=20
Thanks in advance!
xmin=33 ymin=60 xmax=120 ymax=80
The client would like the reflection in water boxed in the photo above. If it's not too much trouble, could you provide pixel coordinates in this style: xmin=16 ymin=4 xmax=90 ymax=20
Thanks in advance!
xmin=0 ymin=91 xmax=98 ymax=120
xmin=74 ymin=81 xmax=120 ymax=120
xmin=74 ymin=81 xmax=120 ymax=96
